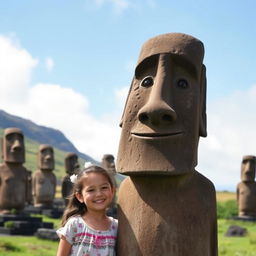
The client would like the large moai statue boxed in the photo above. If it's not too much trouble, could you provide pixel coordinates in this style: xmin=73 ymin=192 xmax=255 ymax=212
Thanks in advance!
xmin=32 ymin=144 xmax=56 ymax=208
xmin=61 ymin=152 xmax=79 ymax=206
xmin=0 ymin=128 xmax=31 ymax=213
xmin=236 ymin=155 xmax=256 ymax=218
xmin=116 ymin=33 xmax=218 ymax=255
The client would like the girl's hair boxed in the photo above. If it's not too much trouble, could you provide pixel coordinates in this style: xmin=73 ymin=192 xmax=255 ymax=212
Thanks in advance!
xmin=61 ymin=165 xmax=114 ymax=226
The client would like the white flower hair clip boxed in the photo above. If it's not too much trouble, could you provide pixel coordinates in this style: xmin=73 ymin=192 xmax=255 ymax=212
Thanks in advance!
xmin=70 ymin=174 xmax=78 ymax=183
xmin=84 ymin=161 xmax=93 ymax=168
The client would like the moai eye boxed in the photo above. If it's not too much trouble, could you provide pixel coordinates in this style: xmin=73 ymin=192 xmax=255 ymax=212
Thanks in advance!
xmin=177 ymin=79 xmax=189 ymax=89
xmin=140 ymin=76 xmax=154 ymax=88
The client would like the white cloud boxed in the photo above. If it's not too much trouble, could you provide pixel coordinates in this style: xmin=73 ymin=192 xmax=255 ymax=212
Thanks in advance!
xmin=0 ymin=35 xmax=124 ymax=162
xmin=197 ymin=86 xmax=256 ymax=191
xmin=45 ymin=57 xmax=55 ymax=72
xmin=0 ymin=35 xmax=38 ymax=104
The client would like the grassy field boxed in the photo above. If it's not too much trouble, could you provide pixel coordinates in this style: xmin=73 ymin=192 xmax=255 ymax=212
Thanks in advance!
xmin=217 ymin=191 xmax=236 ymax=202
xmin=1 ymin=191 xmax=256 ymax=255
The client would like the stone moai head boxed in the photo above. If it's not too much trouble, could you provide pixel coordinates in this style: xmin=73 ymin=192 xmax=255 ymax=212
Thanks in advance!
xmin=240 ymin=155 xmax=256 ymax=182
xmin=65 ymin=152 xmax=79 ymax=175
xmin=38 ymin=144 xmax=54 ymax=171
xmin=2 ymin=127 xmax=25 ymax=164
xmin=117 ymin=33 xmax=207 ymax=176
xmin=102 ymin=154 xmax=116 ymax=174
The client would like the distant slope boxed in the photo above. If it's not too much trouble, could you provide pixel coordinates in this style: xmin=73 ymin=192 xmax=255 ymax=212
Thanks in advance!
xmin=0 ymin=109 xmax=96 ymax=163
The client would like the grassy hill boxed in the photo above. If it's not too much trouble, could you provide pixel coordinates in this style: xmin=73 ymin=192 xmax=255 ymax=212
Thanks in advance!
xmin=0 ymin=128 xmax=85 ymax=182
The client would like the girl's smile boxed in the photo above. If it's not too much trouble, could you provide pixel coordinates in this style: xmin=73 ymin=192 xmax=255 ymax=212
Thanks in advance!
xmin=75 ymin=172 xmax=114 ymax=213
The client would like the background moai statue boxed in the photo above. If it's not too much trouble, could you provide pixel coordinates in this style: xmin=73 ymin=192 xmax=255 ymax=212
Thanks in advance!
xmin=101 ymin=154 xmax=117 ymax=187
xmin=32 ymin=144 xmax=56 ymax=208
xmin=0 ymin=128 xmax=31 ymax=213
xmin=61 ymin=152 xmax=79 ymax=206
xmin=101 ymin=154 xmax=119 ymax=217
xmin=116 ymin=33 xmax=218 ymax=255
xmin=236 ymin=155 xmax=256 ymax=218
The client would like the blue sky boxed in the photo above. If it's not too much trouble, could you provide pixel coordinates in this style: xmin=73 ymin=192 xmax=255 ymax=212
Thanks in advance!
xmin=0 ymin=0 xmax=256 ymax=190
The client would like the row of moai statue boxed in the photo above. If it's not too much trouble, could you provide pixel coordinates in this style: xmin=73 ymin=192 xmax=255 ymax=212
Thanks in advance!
xmin=0 ymin=126 xmax=119 ymax=214
xmin=0 ymin=127 xmax=79 ymax=213
xmin=237 ymin=155 xmax=256 ymax=218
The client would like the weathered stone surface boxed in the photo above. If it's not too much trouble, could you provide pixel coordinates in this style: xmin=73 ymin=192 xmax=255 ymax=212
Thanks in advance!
xmin=32 ymin=144 xmax=56 ymax=208
xmin=117 ymin=33 xmax=217 ymax=256
xmin=237 ymin=155 xmax=256 ymax=217
xmin=0 ymin=128 xmax=31 ymax=213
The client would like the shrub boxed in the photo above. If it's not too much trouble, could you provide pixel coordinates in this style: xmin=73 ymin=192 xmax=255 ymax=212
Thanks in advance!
xmin=217 ymin=200 xmax=238 ymax=219
xmin=4 ymin=221 xmax=14 ymax=228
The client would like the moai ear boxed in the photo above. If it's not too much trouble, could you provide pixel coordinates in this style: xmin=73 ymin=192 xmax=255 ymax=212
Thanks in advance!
xmin=199 ymin=64 xmax=207 ymax=137
xmin=119 ymin=78 xmax=134 ymax=128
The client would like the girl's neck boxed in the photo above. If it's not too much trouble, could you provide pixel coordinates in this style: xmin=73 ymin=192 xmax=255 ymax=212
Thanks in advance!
xmin=83 ymin=211 xmax=111 ymax=231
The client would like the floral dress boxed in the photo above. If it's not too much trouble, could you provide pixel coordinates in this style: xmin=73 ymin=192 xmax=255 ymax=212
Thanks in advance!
xmin=56 ymin=215 xmax=118 ymax=256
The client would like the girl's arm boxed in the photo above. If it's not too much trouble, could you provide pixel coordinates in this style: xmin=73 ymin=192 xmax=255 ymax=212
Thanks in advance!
xmin=56 ymin=236 xmax=72 ymax=256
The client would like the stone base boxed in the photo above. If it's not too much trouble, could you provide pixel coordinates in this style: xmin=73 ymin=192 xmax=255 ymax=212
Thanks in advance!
xmin=35 ymin=228 xmax=59 ymax=241
xmin=24 ymin=204 xmax=64 ymax=219
xmin=41 ymin=208 xmax=63 ymax=219
xmin=0 ymin=214 xmax=53 ymax=236
xmin=232 ymin=215 xmax=256 ymax=222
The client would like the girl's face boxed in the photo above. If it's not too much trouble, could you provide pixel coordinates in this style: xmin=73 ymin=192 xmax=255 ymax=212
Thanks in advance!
xmin=75 ymin=172 xmax=115 ymax=213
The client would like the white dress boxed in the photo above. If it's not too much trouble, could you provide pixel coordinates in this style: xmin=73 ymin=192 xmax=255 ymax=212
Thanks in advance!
xmin=56 ymin=215 xmax=118 ymax=256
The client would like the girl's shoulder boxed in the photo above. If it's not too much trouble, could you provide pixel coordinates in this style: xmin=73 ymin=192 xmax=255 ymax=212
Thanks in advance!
xmin=66 ymin=215 xmax=83 ymax=225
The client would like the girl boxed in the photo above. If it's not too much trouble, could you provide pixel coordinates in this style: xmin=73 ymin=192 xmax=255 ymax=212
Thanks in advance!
xmin=56 ymin=165 xmax=118 ymax=256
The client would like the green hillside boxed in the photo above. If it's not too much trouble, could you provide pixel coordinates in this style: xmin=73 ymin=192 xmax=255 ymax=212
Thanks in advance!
xmin=0 ymin=128 xmax=85 ymax=182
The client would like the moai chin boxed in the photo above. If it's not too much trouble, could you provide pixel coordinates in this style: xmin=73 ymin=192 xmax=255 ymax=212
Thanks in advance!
xmin=32 ymin=144 xmax=56 ymax=208
xmin=0 ymin=128 xmax=31 ymax=213
xmin=237 ymin=155 xmax=256 ymax=217
xmin=61 ymin=152 xmax=79 ymax=206
xmin=117 ymin=33 xmax=218 ymax=256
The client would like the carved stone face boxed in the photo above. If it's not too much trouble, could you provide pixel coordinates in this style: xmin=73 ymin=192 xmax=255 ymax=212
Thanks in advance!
xmin=3 ymin=128 xmax=25 ymax=163
xmin=65 ymin=153 xmax=79 ymax=174
xmin=241 ymin=155 xmax=256 ymax=181
xmin=117 ymin=33 xmax=206 ymax=176
xmin=102 ymin=154 xmax=116 ymax=174
xmin=38 ymin=144 xmax=54 ymax=171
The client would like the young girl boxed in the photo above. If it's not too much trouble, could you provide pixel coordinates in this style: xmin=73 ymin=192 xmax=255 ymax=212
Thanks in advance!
xmin=56 ymin=165 xmax=118 ymax=256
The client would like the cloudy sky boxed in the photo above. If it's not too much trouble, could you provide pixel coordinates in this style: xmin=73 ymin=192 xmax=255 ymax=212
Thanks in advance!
xmin=0 ymin=0 xmax=256 ymax=191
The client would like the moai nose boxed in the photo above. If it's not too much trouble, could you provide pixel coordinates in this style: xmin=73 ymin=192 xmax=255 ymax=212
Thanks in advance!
xmin=12 ymin=139 xmax=22 ymax=151
xmin=138 ymin=101 xmax=176 ymax=126
xmin=137 ymin=54 xmax=177 ymax=127
xmin=45 ymin=154 xmax=52 ymax=160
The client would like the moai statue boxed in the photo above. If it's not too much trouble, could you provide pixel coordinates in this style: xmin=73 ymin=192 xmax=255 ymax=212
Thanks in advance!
xmin=0 ymin=128 xmax=31 ymax=213
xmin=101 ymin=154 xmax=117 ymax=187
xmin=237 ymin=155 xmax=256 ymax=218
xmin=61 ymin=152 xmax=80 ymax=206
xmin=117 ymin=33 xmax=218 ymax=255
xmin=32 ymin=144 xmax=56 ymax=208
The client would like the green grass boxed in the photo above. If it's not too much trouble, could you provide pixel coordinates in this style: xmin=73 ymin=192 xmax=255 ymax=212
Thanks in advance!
xmin=0 ymin=236 xmax=58 ymax=256
xmin=0 ymin=215 xmax=61 ymax=256
xmin=218 ymin=219 xmax=256 ymax=255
